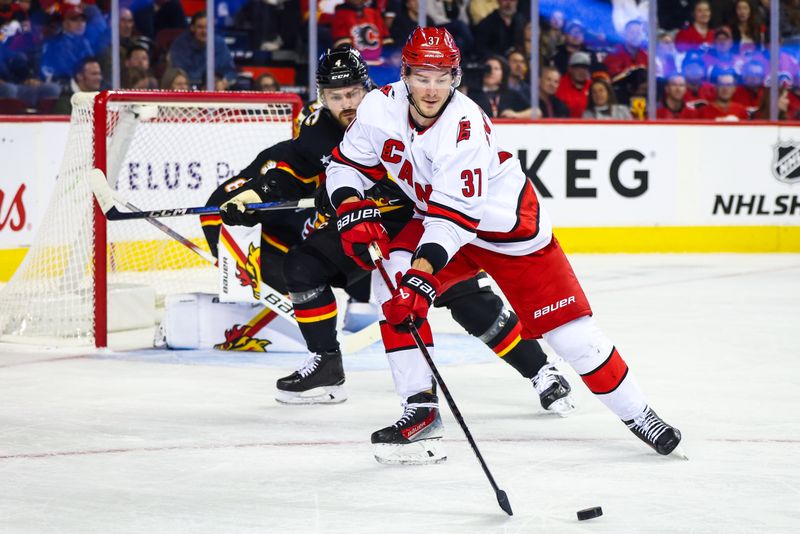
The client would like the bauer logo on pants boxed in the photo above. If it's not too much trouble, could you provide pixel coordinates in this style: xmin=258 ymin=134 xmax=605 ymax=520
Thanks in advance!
xmin=772 ymin=142 xmax=800 ymax=184
xmin=534 ymin=296 xmax=576 ymax=319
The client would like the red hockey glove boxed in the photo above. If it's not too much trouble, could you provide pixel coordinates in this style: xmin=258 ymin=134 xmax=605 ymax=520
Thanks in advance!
xmin=382 ymin=269 xmax=440 ymax=329
xmin=336 ymin=199 xmax=389 ymax=270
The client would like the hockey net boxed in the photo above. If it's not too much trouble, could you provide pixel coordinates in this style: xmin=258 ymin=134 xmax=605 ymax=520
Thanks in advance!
xmin=0 ymin=90 xmax=301 ymax=348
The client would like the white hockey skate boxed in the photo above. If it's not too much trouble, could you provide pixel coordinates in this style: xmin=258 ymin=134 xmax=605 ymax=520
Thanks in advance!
xmin=342 ymin=299 xmax=378 ymax=332
xmin=532 ymin=363 xmax=576 ymax=416
xmin=371 ymin=392 xmax=447 ymax=465
xmin=275 ymin=350 xmax=348 ymax=405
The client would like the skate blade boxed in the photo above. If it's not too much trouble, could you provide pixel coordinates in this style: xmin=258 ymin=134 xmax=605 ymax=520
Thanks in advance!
xmin=670 ymin=444 xmax=689 ymax=461
xmin=547 ymin=397 xmax=576 ymax=417
xmin=373 ymin=439 xmax=447 ymax=465
xmin=275 ymin=386 xmax=347 ymax=405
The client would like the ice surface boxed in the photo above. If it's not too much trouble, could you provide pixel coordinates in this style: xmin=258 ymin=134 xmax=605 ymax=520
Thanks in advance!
xmin=1 ymin=254 xmax=799 ymax=533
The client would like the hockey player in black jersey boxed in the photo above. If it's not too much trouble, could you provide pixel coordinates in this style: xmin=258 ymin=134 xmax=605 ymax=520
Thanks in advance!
xmin=205 ymin=46 xmax=575 ymax=428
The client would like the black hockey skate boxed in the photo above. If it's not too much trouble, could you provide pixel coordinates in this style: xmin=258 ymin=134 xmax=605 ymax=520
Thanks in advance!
xmin=371 ymin=391 xmax=446 ymax=465
xmin=531 ymin=363 xmax=576 ymax=416
xmin=275 ymin=349 xmax=347 ymax=405
xmin=624 ymin=406 xmax=683 ymax=456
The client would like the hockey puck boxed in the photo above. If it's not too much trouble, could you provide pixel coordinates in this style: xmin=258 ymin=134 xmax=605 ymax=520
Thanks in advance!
xmin=576 ymin=506 xmax=603 ymax=521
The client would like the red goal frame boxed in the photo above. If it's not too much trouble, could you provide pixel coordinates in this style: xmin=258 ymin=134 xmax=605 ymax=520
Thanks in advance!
xmin=90 ymin=90 xmax=303 ymax=347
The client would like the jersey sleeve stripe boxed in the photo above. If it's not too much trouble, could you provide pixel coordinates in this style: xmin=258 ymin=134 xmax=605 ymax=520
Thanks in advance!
xmin=477 ymin=179 xmax=541 ymax=243
xmin=426 ymin=200 xmax=480 ymax=232
xmin=331 ymin=146 xmax=386 ymax=182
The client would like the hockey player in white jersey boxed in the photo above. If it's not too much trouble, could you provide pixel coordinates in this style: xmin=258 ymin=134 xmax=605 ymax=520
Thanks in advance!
xmin=325 ymin=27 xmax=683 ymax=464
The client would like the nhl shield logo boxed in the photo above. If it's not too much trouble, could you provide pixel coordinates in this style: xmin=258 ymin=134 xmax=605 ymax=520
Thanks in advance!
xmin=772 ymin=141 xmax=800 ymax=184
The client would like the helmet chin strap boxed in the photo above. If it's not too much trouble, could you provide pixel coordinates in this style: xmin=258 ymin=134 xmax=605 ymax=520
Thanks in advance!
xmin=404 ymin=81 xmax=455 ymax=120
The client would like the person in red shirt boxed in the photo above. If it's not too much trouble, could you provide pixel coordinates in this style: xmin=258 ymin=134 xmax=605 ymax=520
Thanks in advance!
xmin=675 ymin=0 xmax=715 ymax=53
xmin=682 ymin=52 xmax=716 ymax=106
xmin=732 ymin=59 xmax=766 ymax=115
xmin=604 ymin=19 xmax=648 ymax=82
xmin=331 ymin=0 xmax=392 ymax=65
xmin=657 ymin=74 xmax=700 ymax=119
xmin=698 ymin=69 xmax=749 ymax=120
xmin=555 ymin=51 xmax=591 ymax=117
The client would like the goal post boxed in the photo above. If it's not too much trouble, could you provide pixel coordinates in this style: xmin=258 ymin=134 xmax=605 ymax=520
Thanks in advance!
xmin=0 ymin=90 xmax=303 ymax=349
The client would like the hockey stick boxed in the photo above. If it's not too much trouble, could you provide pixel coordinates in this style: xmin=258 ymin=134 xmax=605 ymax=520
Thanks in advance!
xmin=88 ymin=169 xmax=381 ymax=352
xmin=368 ymin=243 xmax=513 ymax=516
xmin=88 ymin=169 xmax=314 ymax=221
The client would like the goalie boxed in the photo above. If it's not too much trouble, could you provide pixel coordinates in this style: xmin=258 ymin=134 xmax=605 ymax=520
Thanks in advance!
xmin=209 ymin=46 xmax=576 ymax=414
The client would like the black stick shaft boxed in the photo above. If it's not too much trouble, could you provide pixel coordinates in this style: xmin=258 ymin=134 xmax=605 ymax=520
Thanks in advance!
xmin=373 ymin=256 xmax=512 ymax=516
xmin=105 ymin=198 xmax=314 ymax=221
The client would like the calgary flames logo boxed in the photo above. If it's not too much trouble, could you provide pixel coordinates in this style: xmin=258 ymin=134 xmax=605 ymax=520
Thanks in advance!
xmin=235 ymin=243 xmax=261 ymax=300
xmin=214 ymin=324 xmax=271 ymax=352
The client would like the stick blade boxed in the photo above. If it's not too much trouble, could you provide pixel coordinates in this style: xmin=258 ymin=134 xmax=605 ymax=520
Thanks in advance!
xmin=496 ymin=489 xmax=513 ymax=516
xmin=88 ymin=168 xmax=116 ymax=214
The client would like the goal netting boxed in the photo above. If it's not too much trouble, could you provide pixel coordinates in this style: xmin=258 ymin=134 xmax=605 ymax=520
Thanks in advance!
xmin=0 ymin=90 xmax=301 ymax=348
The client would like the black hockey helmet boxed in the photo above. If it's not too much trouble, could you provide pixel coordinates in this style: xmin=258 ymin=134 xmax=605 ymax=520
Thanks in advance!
xmin=316 ymin=45 xmax=370 ymax=91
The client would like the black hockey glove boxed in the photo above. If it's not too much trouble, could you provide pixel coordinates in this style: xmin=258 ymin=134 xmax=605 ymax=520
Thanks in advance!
xmin=219 ymin=188 xmax=262 ymax=226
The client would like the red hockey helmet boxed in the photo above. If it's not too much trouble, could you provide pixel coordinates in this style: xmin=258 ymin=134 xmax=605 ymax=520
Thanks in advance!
xmin=401 ymin=27 xmax=462 ymax=85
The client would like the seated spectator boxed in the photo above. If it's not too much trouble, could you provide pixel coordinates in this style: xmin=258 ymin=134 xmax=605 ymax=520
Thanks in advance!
xmin=728 ymin=0 xmax=763 ymax=54
xmin=40 ymin=5 xmax=95 ymax=83
xmin=582 ymin=78 xmax=632 ymax=119
xmin=551 ymin=19 xmax=597 ymax=75
xmin=468 ymin=55 xmax=531 ymax=118
xmin=0 ymin=17 xmax=60 ymax=108
xmin=122 ymin=44 xmax=153 ymax=88
xmin=125 ymin=66 xmax=158 ymax=89
xmin=604 ymin=19 xmax=647 ymax=82
xmin=675 ymin=0 xmax=714 ymax=53
xmin=698 ymin=69 xmax=749 ymax=119
xmin=704 ymin=27 xmax=737 ymax=74
xmin=732 ymin=60 xmax=766 ymax=116
xmin=506 ymin=48 xmax=529 ymax=95
xmin=256 ymin=72 xmax=281 ymax=91
xmin=167 ymin=11 xmax=237 ymax=89
xmin=755 ymin=86 xmax=790 ymax=120
xmin=82 ymin=1 xmax=109 ymax=58
xmin=655 ymin=30 xmax=679 ymax=79
xmin=536 ymin=65 xmax=569 ymax=118
xmin=332 ymin=0 xmax=392 ymax=65
xmin=555 ymin=50 xmax=592 ymax=117
xmin=657 ymin=73 xmax=700 ymax=118
xmin=52 ymin=56 xmax=102 ymax=114
xmin=160 ymin=66 xmax=190 ymax=90
xmin=540 ymin=9 xmax=565 ymax=61
xmin=473 ymin=0 xmax=526 ymax=59
xmin=682 ymin=51 xmax=716 ymax=105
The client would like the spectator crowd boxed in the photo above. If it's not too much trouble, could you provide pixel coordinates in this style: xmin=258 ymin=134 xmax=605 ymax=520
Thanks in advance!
xmin=2 ymin=0 xmax=800 ymax=120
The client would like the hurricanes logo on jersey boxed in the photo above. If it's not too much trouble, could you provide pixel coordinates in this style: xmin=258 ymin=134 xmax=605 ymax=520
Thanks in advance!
xmin=457 ymin=119 xmax=471 ymax=144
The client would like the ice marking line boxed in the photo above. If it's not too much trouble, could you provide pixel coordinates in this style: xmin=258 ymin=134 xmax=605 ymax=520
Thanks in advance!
xmin=0 ymin=355 xmax=91 ymax=368
xmin=2 ymin=437 xmax=797 ymax=460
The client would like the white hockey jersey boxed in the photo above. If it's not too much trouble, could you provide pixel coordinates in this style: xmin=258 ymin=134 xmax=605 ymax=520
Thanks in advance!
xmin=325 ymin=81 xmax=553 ymax=262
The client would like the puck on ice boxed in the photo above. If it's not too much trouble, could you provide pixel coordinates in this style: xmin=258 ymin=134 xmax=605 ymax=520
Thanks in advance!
xmin=576 ymin=506 xmax=603 ymax=521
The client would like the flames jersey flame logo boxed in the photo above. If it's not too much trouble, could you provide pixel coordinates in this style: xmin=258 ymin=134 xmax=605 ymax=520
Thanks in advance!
xmin=214 ymin=324 xmax=271 ymax=352
xmin=235 ymin=243 xmax=261 ymax=300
